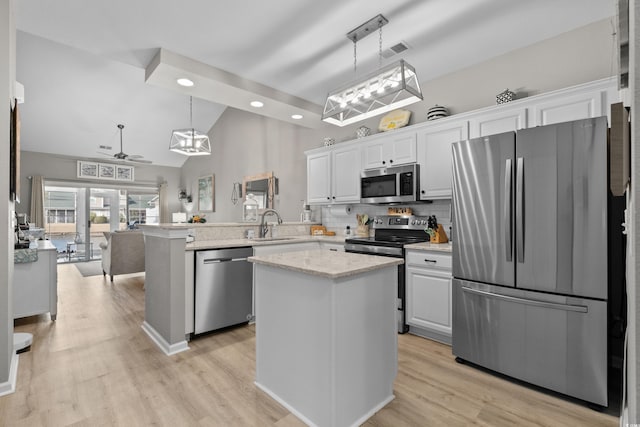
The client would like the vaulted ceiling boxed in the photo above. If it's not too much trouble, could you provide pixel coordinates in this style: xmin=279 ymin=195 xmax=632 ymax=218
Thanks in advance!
xmin=15 ymin=0 xmax=614 ymax=167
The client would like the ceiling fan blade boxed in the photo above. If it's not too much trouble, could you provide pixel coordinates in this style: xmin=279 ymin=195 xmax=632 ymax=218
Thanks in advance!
xmin=127 ymin=158 xmax=152 ymax=164
xmin=127 ymin=154 xmax=144 ymax=159
xmin=97 ymin=151 xmax=113 ymax=157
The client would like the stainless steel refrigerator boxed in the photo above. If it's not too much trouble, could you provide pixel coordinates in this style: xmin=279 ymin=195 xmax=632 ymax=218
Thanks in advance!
xmin=451 ymin=116 xmax=608 ymax=407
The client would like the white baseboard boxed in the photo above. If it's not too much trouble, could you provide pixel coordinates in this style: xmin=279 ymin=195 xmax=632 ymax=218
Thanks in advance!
xmin=0 ymin=352 xmax=19 ymax=397
xmin=141 ymin=322 xmax=189 ymax=356
xmin=254 ymin=381 xmax=394 ymax=427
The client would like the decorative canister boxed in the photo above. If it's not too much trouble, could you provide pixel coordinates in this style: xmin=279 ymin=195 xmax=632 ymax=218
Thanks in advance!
xmin=323 ymin=137 xmax=336 ymax=146
xmin=496 ymin=89 xmax=516 ymax=104
xmin=356 ymin=126 xmax=371 ymax=138
xmin=427 ymin=105 xmax=449 ymax=121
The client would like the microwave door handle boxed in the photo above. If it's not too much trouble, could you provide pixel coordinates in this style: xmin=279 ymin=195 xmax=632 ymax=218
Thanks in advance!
xmin=504 ymin=158 xmax=512 ymax=262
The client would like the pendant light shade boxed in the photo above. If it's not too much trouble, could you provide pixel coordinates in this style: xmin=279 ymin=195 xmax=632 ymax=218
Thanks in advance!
xmin=322 ymin=14 xmax=423 ymax=127
xmin=170 ymin=96 xmax=211 ymax=156
xmin=322 ymin=59 xmax=422 ymax=127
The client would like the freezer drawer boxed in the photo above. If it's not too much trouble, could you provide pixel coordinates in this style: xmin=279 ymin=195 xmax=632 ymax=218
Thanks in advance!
xmin=452 ymin=279 xmax=607 ymax=406
xmin=195 ymin=247 xmax=253 ymax=334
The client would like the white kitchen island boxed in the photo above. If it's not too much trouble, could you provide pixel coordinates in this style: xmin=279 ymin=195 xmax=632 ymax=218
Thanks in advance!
xmin=249 ymin=250 xmax=402 ymax=427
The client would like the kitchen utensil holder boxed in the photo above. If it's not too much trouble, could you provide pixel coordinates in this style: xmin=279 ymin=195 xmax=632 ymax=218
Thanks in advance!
xmin=356 ymin=224 xmax=370 ymax=237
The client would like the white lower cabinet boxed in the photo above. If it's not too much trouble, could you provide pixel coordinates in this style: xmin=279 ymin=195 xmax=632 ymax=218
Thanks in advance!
xmin=405 ymin=249 xmax=452 ymax=344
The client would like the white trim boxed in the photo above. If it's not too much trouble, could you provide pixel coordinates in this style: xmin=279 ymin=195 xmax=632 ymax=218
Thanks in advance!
xmin=0 ymin=352 xmax=19 ymax=397
xmin=141 ymin=321 xmax=189 ymax=356
xmin=254 ymin=381 xmax=318 ymax=427
xmin=254 ymin=381 xmax=394 ymax=427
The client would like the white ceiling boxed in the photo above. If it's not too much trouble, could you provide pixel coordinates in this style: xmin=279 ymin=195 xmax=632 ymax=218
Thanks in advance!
xmin=15 ymin=0 xmax=614 ymax=167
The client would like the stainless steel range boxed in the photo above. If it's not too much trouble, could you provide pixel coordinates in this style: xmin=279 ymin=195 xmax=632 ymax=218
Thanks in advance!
xmin=345 ymin=215 xmax=431 ymax=333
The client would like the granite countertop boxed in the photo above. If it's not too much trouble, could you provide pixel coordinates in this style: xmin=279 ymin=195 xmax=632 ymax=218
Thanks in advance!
xmin=249 ymin=249 xmax=403 ymax=280
xmin=186 ymin=235 xmax=345 ymax=251
xmin=404 ymin=242 xmax=453 ymax=253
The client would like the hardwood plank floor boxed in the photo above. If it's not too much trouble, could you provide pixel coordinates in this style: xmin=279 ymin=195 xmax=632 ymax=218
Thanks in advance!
xmin=1 ymin=264 xmax=619 ymax=426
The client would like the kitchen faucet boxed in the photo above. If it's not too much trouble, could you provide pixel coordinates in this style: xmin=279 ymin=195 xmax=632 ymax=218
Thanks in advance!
xmin=259 ymin=209 xmax=283 ymax=238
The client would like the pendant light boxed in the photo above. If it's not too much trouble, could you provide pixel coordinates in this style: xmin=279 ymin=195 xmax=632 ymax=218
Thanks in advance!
xmin=322 ymin=14 xmax=423 ymax=127
xmin=170 ymin=96 xmax=211 ymax=156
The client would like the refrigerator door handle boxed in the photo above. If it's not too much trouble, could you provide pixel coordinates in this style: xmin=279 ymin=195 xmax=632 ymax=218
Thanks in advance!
xmin=504 ymin=158 xmax=512 ymax=262
xmin=461 ymin=286 xmax=588 ymax=313
xmin=516 ymin=157 xmax=524 ymax=263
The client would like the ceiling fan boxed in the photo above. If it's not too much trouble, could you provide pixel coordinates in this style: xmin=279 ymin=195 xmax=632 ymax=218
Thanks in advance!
xmin=98 ymin=124 xmax=152 ymax=164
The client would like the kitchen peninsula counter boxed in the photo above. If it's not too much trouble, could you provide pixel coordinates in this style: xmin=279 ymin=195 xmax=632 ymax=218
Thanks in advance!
xmin=137 ymin=223 xmax=344 ymax=357
xmin=249 ymin=250 xmax=400 ymax=426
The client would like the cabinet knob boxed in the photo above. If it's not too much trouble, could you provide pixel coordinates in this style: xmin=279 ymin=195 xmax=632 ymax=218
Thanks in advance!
xmin=332 ymin=196 xmax=336 ymax=199
xmin=382 ymin=161 xmax=386 ymax=165
xmin=421 ymin=190 xmax=425 ymax=194
xmin=389 ymin=159 xmax=394 ymax=164
xmin=327 ymin=197 xmax=330 ymax=200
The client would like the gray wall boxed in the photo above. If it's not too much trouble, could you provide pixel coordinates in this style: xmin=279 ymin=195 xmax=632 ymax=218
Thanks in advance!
xmin=17 ymin=151 xmax=183 ymax=219
xmin=182 ymin=19 xmax=614 ymax=223
xmin=0 ymin=0 xmax=14 ymax=386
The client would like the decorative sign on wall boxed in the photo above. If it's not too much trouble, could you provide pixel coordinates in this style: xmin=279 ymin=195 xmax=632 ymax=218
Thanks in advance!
xmin=77 ymin=161 xmax=134 ymax=182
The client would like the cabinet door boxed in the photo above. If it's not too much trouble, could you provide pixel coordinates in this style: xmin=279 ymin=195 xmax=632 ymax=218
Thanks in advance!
xmin=406 ymin=266 xmax=452 ymax=337
xmin=332 ymin=145 xmax=361 ymax=203
xmin=417 ymin=120 xmax=468 ymax=200
xmin=468 ymin=107 xmax=527 ymax=138
xmin=362 ymin=132 xmax=416 ymax=169
xmin=389 ymin=132 xmax=417 ymax=166
xmin=362 ymin=137 xmax=386 ymax=169
xmin=531 ymin=89 xmax=604 ymax=126
xmin=307 ymin=152 xmax=331 ymax=204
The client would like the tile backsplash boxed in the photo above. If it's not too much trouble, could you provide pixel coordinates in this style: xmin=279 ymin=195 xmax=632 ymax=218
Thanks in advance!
xmin=321 ymin=200 xmax=452 ymax=239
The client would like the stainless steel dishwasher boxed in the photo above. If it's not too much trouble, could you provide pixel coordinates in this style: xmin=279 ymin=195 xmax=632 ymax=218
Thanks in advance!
xmin=195 ymin=247 xmax=253 ymax=335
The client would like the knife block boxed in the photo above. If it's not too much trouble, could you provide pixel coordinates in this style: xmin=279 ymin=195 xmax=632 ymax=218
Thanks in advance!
xmin=430 ymin=224 xmax=449 ymax=243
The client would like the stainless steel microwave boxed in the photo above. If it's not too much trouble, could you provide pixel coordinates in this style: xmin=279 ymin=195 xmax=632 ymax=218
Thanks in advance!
xmin=360 ymin=164 xmax=419 ymax=204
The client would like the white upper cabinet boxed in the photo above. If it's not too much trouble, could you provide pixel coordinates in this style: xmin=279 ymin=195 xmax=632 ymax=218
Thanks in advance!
xmin=417 ymin=120 xmax=468 ymax=200
xmin=529 ymin=78 xmax=617 ymax=126
xmin=468 ymin=106 xmax=527 ymax=138
xmin=306 ymin=151 xmax=331 ymax=204
xmin=362 ymin=132 xmax=417 ymax=169
xmin=332 ymin=144 xmax=361 ymax=203
xmin=306 ymin=144 xmax=361 ymax=205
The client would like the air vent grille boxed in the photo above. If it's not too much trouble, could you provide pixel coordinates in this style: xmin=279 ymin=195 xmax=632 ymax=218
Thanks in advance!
xmin=382 ymin=42 xmax=409 ymax=59
xmin=99 ymin=145 xmax=112 ymax=150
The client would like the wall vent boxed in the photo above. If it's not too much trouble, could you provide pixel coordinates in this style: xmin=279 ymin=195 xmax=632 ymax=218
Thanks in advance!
xmin=382 ymin=42 xmax=409 ymax=59
xmin=99 ymin=145 xmax=112 ymax=150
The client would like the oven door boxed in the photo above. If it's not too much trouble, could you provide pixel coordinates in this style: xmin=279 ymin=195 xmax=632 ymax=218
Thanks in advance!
xmin=344 ymin=246 xmax=409 ymax=334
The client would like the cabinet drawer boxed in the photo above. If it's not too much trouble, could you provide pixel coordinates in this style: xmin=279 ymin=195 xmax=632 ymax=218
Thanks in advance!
xmin=405 ymin=250 xmax=452 ymax=270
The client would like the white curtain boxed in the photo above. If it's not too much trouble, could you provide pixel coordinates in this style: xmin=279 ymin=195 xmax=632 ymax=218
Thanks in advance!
xmin=159 ymin=182 xmax=169 ymax=224
xmin=29 ymin=175 xmax=45 ymax=228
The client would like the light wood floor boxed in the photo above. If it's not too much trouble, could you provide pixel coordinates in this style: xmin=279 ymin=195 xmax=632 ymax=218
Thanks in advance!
xmin=1 ymin=264 xmax=619 ymax=426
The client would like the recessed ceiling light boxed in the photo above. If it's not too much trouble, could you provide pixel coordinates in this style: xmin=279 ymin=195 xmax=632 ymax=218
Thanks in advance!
xmin=250 ymin=101 xmax=264 ymax=108
xmin=291 ymin=114 xmax=303 ymax=120
xmin=177 ymin=78 xmax=194 ymax=87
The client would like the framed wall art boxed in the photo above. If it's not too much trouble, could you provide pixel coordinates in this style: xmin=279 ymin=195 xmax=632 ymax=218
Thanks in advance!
xmin=77 ymin=161 xmax=99 ymax=179
xmin=116 ymin=165 xmax=134 ymax=182
xmin=76 ymin=161 xmax=134 ymax=182
xmin=98 ymin=163 xmax=115 ymax=180
xmin=198 ymin=175 xmax=215 ymax=212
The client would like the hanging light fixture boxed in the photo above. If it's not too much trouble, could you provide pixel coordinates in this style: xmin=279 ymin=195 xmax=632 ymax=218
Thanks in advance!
xmin=170 ymin=96 xmax=211 ymax=156
xmin=322 ymin=14 xmax=423 ymax=127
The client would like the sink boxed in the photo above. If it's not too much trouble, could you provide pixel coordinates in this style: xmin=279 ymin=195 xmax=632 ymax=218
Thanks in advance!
xmin=250 ymin=237 xmax=296 ymax=242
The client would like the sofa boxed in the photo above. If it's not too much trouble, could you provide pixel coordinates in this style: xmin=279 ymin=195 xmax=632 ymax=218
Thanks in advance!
xmin=99 ymin=230 xmax=145 ymax=282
